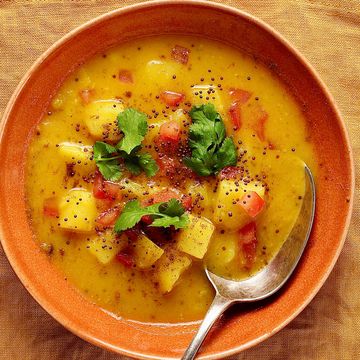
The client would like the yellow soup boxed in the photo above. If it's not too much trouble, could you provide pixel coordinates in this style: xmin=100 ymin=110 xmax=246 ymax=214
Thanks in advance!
xmin=25 ymin=35 xmax=317 ymax=323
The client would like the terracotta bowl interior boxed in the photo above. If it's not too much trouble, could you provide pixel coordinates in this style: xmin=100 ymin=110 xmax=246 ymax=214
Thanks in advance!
xmin=0 ymin=2 xmax=353 ymax=359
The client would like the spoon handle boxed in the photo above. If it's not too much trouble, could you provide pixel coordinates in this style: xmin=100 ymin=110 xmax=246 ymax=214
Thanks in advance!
xmin=181 ymin=294 xmax=233 ymax=360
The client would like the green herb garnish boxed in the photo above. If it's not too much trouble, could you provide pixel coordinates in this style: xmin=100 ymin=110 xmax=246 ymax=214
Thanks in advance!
xmin=114 ymin=199 xmax=189 ymax=232
xmin=117 ymin=108 xmax=148 ymax=154
xmin=184 ymin=103 xmax=237 ymax=176
xmin=93 ymin=108 xmax=158 ymax=180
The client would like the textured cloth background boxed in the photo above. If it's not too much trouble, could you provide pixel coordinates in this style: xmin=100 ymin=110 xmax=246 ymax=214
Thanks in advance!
xmin=0 ymin=0 xmax=359 ymax=359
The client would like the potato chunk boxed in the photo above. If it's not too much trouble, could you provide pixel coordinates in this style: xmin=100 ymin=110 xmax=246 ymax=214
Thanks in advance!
xmin=83 ymin=100 xmax=124 ymax=141
xmin=141 ymin=60 xmax=183 ymax=88
xmin=87 ymin=230 xmax=126 ymax=264
xmin=155 ymin=249 xmax=192 ymax=293
xmin=132 ymin=234 xmax=164 ymax=269
xmin=176 ymin=215 xmax=215 ymax=259
xmin=213 ymin=180 xmax=264 ymax=230
xmin=58 ymin=142 xmax=95 ymax=173
xmin=58 ymin=189 xmax=97 ymax=232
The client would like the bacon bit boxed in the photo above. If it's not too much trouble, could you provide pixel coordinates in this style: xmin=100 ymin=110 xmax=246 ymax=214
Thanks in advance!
xmin=229 ymin=88 xmax=252 ymax=104
xmin=229 ymin=102 xmax=242 ymax=130
xmin=79 ymin=88 xmax=95 ymax=104
xmin=118 ymin=69 xmax=133 ymax=83
xmin=171 ymin=45 xmax=190 ymax=64
xmin=96 ymin=207 xmax=121 ymax=227
xmin=43 ymin=197 xmax=59 ymax=218
xmin=116 ymin=251 xmax=134 ymax=268
xmin=253 ymin=105 xmax=268 ymax=142
xmin=239 ymin=192 xmax=265 ymax=218
xmin=219 ymin=166 xmax=242 ymax=180
xmin=238 ymin=222 xmax=258 ymax=269
xmin=160 ymin=91 xmax=185 ymax=106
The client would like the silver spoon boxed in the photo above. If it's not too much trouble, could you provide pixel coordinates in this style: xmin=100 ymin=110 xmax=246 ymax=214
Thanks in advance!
xmin=182 ymin=165 xmax=316 ymax=360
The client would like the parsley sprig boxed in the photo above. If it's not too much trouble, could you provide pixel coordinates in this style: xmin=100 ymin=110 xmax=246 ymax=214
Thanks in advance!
xmin=114 ymin=199 xmax=189 ymax=232
xmin=93 ymin=108 xmax=159 ymax=180
xmin=184 ymin=103 xmax=237 ymax=176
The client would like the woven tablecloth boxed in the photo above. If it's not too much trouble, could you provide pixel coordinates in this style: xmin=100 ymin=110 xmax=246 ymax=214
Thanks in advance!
xmin=0 ymin=1 xmax=359 ymax=359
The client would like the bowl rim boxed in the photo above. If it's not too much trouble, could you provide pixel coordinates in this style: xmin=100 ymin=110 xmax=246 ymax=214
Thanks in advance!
xmin=0 ymin=1 xmax=355 ymax=359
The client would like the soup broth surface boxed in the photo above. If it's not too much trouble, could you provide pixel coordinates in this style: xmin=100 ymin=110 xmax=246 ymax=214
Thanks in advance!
xmin=25 ymin=35 xmax=317 ymax=323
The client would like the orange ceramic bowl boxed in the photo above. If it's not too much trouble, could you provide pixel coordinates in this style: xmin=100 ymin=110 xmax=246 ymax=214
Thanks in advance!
xmin=0 ymin=1 xmax=354 ymax=359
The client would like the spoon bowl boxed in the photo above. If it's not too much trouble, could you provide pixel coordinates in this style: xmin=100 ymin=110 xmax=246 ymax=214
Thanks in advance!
xmin=182 ymin=165 xmax=316 ymax=360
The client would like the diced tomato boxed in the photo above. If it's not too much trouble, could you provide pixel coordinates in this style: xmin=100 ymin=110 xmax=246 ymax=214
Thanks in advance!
xmin=160 ymin=91 xmax=185 ymax=106
xmin=171 ymin=45 xmax=190 ymax=64
xmin=239 ymin=191 xmax=265 ymax=218
xmin=229 ymin=102 xmax=242 ymax=130
xmin=141 ymin=215 xmax=153 ymax=225
xmin=124 ymin=228 xmax=140 ymax=241
xmin=142 ymin=226 xmax=172 ymax=247
xmin=103 ymin=182 xmax=122 ymax=201
xmin=219 ymin=166 xmax=242 ymax=180
xmin=43 ymin=197 xmax=59 ymax=218
xmin=96 ymin=207 xmax=120 ymax=227
xmin=181 ymin=194 xmax=192 ymax=210
xmin=151 ymin=189 xmax=180 ymax=204
xmin=116 ymin=252 xmax=134 ymax=268
xmin=159 ymin=121 xmax=181 ymax=142
xmin=268 ymin=142 xmax=276 ymax=150
xmin=229 ymin=88 xmax=252 ymax=104
xmin=238 ymin=222 xmax=258 ymax=269
xmin=118 ymin=69 xmax=133 ymax=83
xmin=93 ymin=172 xmax=122 ymax=201
xmin=253 ymin=106 xmax=268 ymax=142
xmin=79 ymin=88 xmax=95 ymax=104
xmin=157 ymin=155 xmax=177 ymax=177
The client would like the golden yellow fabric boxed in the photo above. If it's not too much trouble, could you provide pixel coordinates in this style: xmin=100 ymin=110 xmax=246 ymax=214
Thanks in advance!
xmin=0 ymin=1 xmax=359 ymax=359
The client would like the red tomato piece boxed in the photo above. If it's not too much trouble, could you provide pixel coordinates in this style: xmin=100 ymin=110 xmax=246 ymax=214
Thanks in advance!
xmin=93 ymin=172 xmax=122 ymax=201
xmin=229 ymin=102 xmax=242 ymax=130
xmin=124 ymin=228 xmax=140 ymax=242
xmin=79 ymin=88 xmax=95 ymax=104
xmin=229 ymin=88 xmax=252 ymax=104
xmin=141 ymin=215 xmax=153 ymax=225
xmin=160 ymin=91 xmax=185 ymax=106
xmin=181 ymin=194 xmax=192 ymax=210
xmin=157 ymin=155 xmax=177 ymax=177
xmin=171 ymin=45 xmax=190 ymax=64
xmin=116 ymin=252 xmax=134 ymax=268
xmin=253 ymin=105 xmax=268 ymax=142
xmin=159 ymin=121 xmax=181 ymax=142
xmin=238 ymin=222 xmax=258 ymax=269
xmin=151 ymin=189 xmax=180 ymax=204
xmin=219 ymin=166 xmax=242 ymax=180
xmin=96 ymin=207 xmax=120 ymax=227
xmin=118 ymin=69 xmax=133 ymax=83
xmin=239 ymin=191 xmax=265 ymax=218
xmin=43 ymin=197 xmax=59 ymax=218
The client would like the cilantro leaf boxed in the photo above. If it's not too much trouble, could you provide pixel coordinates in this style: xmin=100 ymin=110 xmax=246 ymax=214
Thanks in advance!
xmin=114 ymin=199 xmax=189 ymax=233
xmin=93 ymin=141 xmax=117 ymax=160
xmin=93 ymin=141 xmax=122 ymax=180
xmin=158 ymin=198 xmax=185 ymax=217
xmin=117 ymin=108 xmax=148 ymax=154
xmin=137 ymin=153 xmax=159 ymax=177
xmin=96 ymin=160 xmax=122 ymax=181
xmin=123 ymin=152 xmax=159 ymax=177
xmin=93 ymin=108 xmax=158 ymax=180
xmin=184 ymin=103 xmax=237 ymax=176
